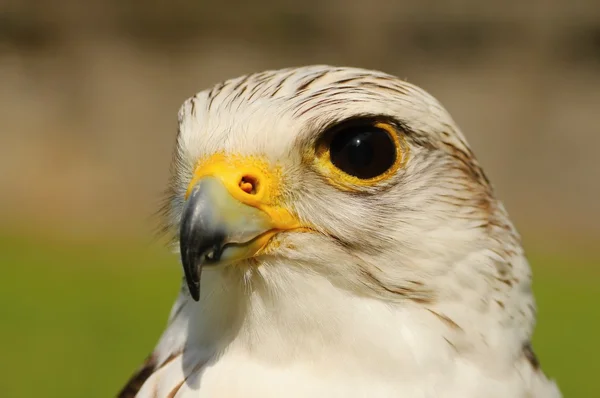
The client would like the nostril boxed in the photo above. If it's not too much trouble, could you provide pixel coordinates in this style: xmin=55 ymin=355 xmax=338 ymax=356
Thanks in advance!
xmin=239 ymin=175 xmax=258 ymax=194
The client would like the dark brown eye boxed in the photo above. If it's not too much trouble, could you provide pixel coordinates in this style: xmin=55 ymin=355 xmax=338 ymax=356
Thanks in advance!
xmin=328 ymin=125 xmax=397 ymax=179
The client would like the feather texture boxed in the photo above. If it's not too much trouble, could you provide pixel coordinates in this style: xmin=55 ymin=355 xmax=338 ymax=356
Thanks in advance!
xmin=122 ymin=66 xmax=561 ymax=398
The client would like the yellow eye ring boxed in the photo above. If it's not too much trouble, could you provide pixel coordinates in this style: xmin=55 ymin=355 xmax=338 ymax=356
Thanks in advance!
xmin=312 ymin=121 xmax=409 ymax=191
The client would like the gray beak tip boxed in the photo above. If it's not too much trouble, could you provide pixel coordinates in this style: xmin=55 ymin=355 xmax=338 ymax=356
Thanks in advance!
xmin=179 ymin=180 xmax=227 ymax=302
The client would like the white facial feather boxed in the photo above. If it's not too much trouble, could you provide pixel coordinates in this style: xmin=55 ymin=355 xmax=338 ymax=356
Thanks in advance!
xmin=121 ymin=66 xmax=561 ymax=398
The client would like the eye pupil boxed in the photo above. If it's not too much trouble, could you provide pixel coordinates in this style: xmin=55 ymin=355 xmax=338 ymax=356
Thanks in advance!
xmin=347 ymin=134 xmax=374 ymax=168
xmin=328 ymin=125 xmax=397 ymax=179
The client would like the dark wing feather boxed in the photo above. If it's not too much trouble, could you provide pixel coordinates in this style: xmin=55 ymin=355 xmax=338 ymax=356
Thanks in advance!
xmin=117 ymin=286 xmax=190 ymax=397
xmin=117 ymin=355 xmax=157 ymax=398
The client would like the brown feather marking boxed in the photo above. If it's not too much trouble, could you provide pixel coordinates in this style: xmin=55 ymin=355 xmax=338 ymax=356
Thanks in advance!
xmin=167 ymin=380 xmax=186 ymax=398
xmin=118 ymin=352 xmax=184 ymax=397
xmin=523 ymin=342 xmax=540 ymax=370
xmin=359 ymin=268 xmax=435 ymax=304
xmin=159 ymin=352 xmax=181 ymax=369
xmin=496 ymin=277 xmax=513 ymax=287
xmin=165 ymin=356 xmax=210 ymax=397
xmin=269 ymin=69 xmax=297 ymax=98
xmin=206 ymin=81 xmax=225 ymax=111
xmin=296 ymin=70 xmax=330 ymax=92
xmin=443 ymin=337 xmax=458 ymax=352
xmin=426 ymin=309 xmax=463 ymax=331
xmin=117 ymin=355 xmax=157 ymax=398
xmin=410 ymin=297 xmax=435 ymax=304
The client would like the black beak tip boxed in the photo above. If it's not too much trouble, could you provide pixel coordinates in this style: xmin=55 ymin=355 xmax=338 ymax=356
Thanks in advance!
xmin=180 ymin=243 xmax=201 ymax=302
xmin=178 ymin=180 xmax=226 ymax=303
xmin=186 ymin=279 xmax=201 ymax=302
xmin=180 ymin=258 xmax=198 ymax=302
xmin=180 ymin=242 xmax=225 ymax=302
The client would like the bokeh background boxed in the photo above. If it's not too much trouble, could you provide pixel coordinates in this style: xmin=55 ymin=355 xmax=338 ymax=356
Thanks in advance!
xmin=1 ymin=1 xmax=598 ymax=397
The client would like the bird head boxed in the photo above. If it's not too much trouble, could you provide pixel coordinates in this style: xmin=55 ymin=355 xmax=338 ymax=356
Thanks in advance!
xmin=160 ymin=66 xmax=529 ymax=331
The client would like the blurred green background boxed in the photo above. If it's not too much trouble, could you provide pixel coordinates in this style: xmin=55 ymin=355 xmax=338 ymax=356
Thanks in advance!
xmin=0 ymin=1 xmax=598 ymax=397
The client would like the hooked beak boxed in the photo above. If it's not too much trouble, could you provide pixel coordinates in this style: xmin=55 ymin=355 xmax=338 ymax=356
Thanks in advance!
xmin=179 ymin=155 xmax=301 ymax=301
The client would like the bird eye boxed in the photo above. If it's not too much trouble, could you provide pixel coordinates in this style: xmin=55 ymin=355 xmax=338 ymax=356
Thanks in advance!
xmin=327 ymin=124 xmax=398 ymax=180
xmin=312 ymin=120 xmax=407 ymax=190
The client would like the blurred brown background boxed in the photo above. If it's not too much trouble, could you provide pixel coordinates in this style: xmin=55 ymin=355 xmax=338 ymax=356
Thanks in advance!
xmin=1 ymin=0 xmax=600 ymax=246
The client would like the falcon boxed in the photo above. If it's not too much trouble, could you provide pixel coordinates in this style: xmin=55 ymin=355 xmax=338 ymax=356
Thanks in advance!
xmin=119 ymin=65 xmax=561 ymax=397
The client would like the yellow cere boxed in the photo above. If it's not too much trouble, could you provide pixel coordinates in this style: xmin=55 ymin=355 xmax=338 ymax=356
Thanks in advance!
xmin=313 ymin=122 xmax=409 ymax=192
xmin=185 ymin=153 xmax=301 ymax=231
